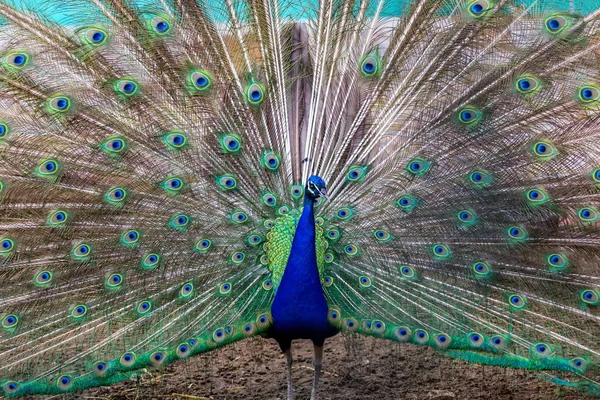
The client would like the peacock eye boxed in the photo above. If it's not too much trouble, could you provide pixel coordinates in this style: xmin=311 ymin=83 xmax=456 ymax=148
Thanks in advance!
xmin=360 ymin=55 xmax=380 ymax=77
xmin=472 ymin=261 xmax=492 ymax=277
xmin=262 ymin=151 xmax=280 ymax=170
xmin=458 ymin=107 xmax=482 ymax=124
xmin=0 ymin=238 xmax=15 ymax=254
xmin=579 ymin=86 xmax=600 ymax=103
xmin=246 ymin=83 xmax=265 ymax=105
xmin=581 ymin=289 xmax=599 ymax=305
xmin=507 ymin=226 xmax=528 ymax=242
xmin=0 ymin=123 xmax=7 ymax=139
xmin=547 ymin=253 xmax=568 ymax=271
xmin=116 ymin=79 xmax=138 ymax=96
xmin=71 ymin=305 xmax=88 ymax=318
xmin=516 ymin=75 xmax=540 ymax=94
xmin=180 ymin=282 xmax=194 ymax=298
xmin=509 ymin=294 xmax=526 ymax=309
xmin=163 ymin=132 xmax=188 ymax=150
xmin=534 ymin=343 xmax=552 ymax=357
xmin=152 ymin=17 xmax=171 ymax=34
xmin=457 ymin=209 xmax=477 ymax=225
xmin=104 ymin=187 xmax=128 ymax=206
xmin=6 ymin=52 xmax=29 ymax=69
xmin=578 ymin=207 xmax=599 ymax=223
xmin=220 ymin=134 xmax=242 ymax=153
xmin=47 ymin=96 xmax=71 ymax=113
xmin=190 ymin=71 xmax=212 ymax=91
xmin=83 ymin=28 xmax=108 ymax=45
xmin=141 ymin=252 xmax=161 ymax=269
xmin=34 ymin=270 xmax=53 ymax=286
xmin=72 ymin=243 xmax=92 ymax=259
xmin=406 ymin=158 xmax=431 ymax=176
xmin=162 ymin=177 xmax=185 ymax=194
xmin=545 ymin=16 xmax=566 ymax=33
xmin=137 ymin=300 xmax=152 ymax=314
xmin=101 ymin=136 xmax=127 ymax=156
xmin=468 ymin=0 xmax=490 ymax=17
xmin=432 ymin=244 xmax=451 ymax=259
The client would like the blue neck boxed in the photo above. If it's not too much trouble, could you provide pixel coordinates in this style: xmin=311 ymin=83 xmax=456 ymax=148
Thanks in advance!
xmin=277 ymin=194 xmax=320 ymax=294
xmin=270 ymin=194 xmax=336 ymax=340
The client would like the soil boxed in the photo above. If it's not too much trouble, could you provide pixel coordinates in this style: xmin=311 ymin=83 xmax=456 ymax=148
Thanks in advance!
xmin=52 ymin=334 xmax=593 ymax=400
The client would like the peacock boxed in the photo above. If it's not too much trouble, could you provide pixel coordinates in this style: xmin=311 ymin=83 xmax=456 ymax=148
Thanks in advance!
xmin=2 ymin=0 xmax=600 ymax=398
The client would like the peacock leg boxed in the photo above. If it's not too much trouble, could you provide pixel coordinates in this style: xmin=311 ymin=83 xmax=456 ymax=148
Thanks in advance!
xmin=285 ymin=347 xmax=295 ymax=400
xmin=310 ymin=342 xmax=324 ymax=400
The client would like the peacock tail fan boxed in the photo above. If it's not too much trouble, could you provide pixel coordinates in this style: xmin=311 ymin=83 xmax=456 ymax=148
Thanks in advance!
xmin=1 ymin=0 xmax=600 ymax=397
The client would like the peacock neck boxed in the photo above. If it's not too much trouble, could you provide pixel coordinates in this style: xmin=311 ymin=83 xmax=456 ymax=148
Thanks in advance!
xmin=280 ymin=194 xmax=319 ymax=287
xmin=270 ymin=193 xmax=336 ymax=341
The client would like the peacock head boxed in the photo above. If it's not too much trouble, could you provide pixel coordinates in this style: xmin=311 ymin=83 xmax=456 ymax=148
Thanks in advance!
xmin=306 ymin=175 xmax=327 ymax=200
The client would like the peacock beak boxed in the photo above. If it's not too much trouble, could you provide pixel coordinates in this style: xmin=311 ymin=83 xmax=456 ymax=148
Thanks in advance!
xmin=320 ymin=188 xmax=328 ymax=200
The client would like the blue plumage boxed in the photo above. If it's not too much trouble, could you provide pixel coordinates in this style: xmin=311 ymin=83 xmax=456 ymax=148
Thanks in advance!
xmin=271 ymin=177 xmax=338 ymax=348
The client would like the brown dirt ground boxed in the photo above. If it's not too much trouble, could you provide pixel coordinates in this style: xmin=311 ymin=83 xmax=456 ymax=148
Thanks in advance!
xmin=45 ymin=334 xmax=595 ymax=400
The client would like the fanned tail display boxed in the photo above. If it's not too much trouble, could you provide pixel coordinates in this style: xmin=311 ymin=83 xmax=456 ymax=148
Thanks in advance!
xmin=2 ymin=0 xmax=600 ymax=397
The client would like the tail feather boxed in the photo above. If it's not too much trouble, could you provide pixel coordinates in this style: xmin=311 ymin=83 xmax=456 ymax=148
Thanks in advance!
xmin=2 ymin=0 xmax=600 ymax=397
